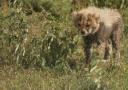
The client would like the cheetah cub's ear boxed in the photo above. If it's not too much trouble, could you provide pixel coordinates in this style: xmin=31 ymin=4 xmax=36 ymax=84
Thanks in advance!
xmin=72 ymin=11 xmax=78 ymax=18
xmin=72 ymin=11 xmax=82 ymax=20
xmin=72 ymin=11 xmax=83 ymax=26
xmin=92 ymin=13 xmax=100 ymax=23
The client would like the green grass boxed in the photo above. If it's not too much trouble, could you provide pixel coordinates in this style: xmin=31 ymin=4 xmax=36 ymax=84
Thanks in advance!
xmin=0 ymin=0 xmax=128 ymax=90
xmin=0 ymin=62 xmax=128 ymax=90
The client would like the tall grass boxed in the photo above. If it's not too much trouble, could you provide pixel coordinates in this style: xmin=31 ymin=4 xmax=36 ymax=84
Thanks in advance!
xmin=1 ymin=0 xmax=127 ymax=69
xmin=0 ymin=0 xmax=128 ymax=89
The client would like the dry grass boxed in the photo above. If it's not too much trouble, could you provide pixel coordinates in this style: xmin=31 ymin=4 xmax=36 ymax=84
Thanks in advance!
xmin=0 ymin=0 xmax=128 ymax=90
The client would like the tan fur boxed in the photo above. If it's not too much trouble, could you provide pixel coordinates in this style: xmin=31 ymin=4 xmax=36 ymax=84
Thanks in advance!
xmin=72 ymin=6 xmax=123 ymax=68
xmin=72 ymin=6 xmax=122 ymax=36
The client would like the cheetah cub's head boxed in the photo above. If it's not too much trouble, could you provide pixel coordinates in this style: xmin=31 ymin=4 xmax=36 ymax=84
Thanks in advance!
xmin=72 ymin=11 xmax=100 ymax=36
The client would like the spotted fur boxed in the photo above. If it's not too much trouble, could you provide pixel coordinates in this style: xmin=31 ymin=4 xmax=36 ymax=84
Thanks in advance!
xmin=72 ymin=6 xmax=123 ymax=68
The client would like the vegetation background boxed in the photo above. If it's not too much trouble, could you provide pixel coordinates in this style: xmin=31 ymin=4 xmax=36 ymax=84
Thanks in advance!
xmin=0 ymin=0 xmax=128 ymax=90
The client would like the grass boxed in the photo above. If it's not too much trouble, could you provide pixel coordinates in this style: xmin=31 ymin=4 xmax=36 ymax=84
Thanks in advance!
xmin=0 ymin=62 xmax=128 ymax=90
xmin=0 ymin=0 xmax=128 ymax=90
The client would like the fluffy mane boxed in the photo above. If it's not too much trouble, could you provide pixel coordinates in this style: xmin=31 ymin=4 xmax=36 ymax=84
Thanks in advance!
xmin=78 ymin=6 xmax=121 ymax=27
